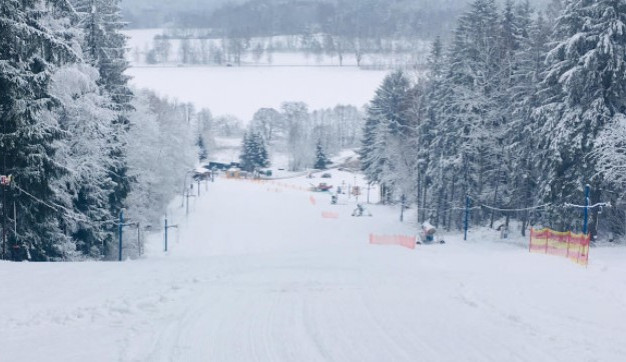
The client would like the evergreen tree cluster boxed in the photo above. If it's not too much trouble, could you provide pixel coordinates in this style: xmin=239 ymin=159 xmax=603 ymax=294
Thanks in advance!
xmin=0 ymin=1 xmax=201 ymax=261
xmin=239 ymin=131 xmax=270 ymax=172
xmin=360 ymin=0 xmax=626 ymax=240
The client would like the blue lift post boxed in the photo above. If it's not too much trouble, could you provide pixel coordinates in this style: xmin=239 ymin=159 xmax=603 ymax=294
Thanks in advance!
xmin=464 ymin=195 xmax=470 ymax=241
xmin=164 ymin=216 xmax=168 ymax=252
xmin=164 ymin=216 xmax=178 ymax=252
xmin=583 ymin=184 xmax=590 ymax=235
xmin=118 ymin=210 xmax=124 ymax=261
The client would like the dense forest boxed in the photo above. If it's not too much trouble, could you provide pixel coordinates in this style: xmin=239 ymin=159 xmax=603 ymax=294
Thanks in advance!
xmin=0 ymin=0 xmax=213 ymax=261
xmin=123 ymin=0 xmax=552 ymax=38
xmin=358 ymin=0 xmax=626 ymax=240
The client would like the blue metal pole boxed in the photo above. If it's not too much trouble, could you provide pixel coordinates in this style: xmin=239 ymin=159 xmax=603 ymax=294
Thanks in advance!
xmin=118 ymin=210 xmax=124 ymax=261
xmin=464 ymin=195 xmax=470 ymax=241
xmin=164 ymin=216 xmax=168 ymax=252
xmin=583 ymin=184 xmax=590 ymax=235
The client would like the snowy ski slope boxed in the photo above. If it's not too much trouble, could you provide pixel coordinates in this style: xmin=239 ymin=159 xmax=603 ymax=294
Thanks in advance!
xmin=1 ymin=169 xmax=625 ymax=361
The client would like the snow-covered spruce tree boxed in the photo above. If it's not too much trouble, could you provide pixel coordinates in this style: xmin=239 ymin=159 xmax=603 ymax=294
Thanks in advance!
xmin=72 ymin=0 xmax=133 ymax=254
xmin=195 ymin=107 xmax=211 ymax=162
xmin=546 ymin=0 xmax=565 ymax=26
xmin=397 ymin=82 xmax=425 ymax=219
xmin=197 ymin=136 xmax=209 ymax=161
xmin=72 ymin=0 xmax=132 ymax=106
xmin=535 ymin=0 xmax=626 ymax=236
xmin=197 ymin=108 xmax=216 ymax=159
xmin=239 ymin=131 xmax=269 ymax=172
xmin=419 ymin=36 xmax=454 ymax=227
xmin=437 ymin=0 xmax=502 ymax=226
xmin=254 ymin=132 xmax=270 ymax=170
xmin=595 ymin=115 xmax=626 ymax=235
xmin=416 ymin=36 xmax=448 ymax=227
xmin=505 ymin=9 xmax=551 ymax=235
xmin=314 ymin=140 xmax=332 ymax=170
xmin=359 ymin=70 xmax=412 ymax=204
xmin=484 ymin=0 xmax=533 ymax=230
xmin=49 ymin=64 xmax=118 ymax=258
xmin=239 ymin=132 xmax=253 ymax=171
xmin=0 ymin=0 xmax=82 ymax=260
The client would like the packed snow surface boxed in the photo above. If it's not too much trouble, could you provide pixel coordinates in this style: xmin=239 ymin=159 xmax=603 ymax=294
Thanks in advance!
xmin=1 ymin=170 xmax=625 ymax=361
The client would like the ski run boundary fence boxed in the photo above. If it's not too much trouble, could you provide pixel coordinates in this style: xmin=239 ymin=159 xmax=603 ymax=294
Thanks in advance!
xmin=369 ymin=234 xmax=416 ymax=250
xmin=529 ymin=228 xmax=590 ymax=266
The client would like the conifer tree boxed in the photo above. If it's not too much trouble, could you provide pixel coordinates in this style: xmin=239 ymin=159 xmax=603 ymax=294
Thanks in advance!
xmin=439 ymin=0 xmax=501 ymax=224
xmin=536 ymin=0 xmax=626 ymax=235
xmin=72 ymin=0 xmax=133 ymax=254
xmin=419 ymin=36 xmax=453 ymax=227
xmin=239 ymin=131 xmax=269 ymax=172
xmin=0 ymin=0 xmax=81 ymax=260
xmin=359 ymin=70 xmax=411 ymax=204
xmin=253 ymin=132 xmax=270 ymax=170
xmin=314 ymin=140 xmax=332 ymax=170
xmin=505 ymin=10 xmax=550 ymax=234
xmin=50 ymin=64 xmax=118 ymax=258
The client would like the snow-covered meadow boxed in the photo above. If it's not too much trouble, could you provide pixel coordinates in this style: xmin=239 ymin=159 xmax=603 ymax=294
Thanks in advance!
xmin=123 ymin=29 xmax=389 ymax=122
xmin=126 ymin=65 xmax=387 ymax=122
xmin=1 ymin=169 xmax=625 ymax=361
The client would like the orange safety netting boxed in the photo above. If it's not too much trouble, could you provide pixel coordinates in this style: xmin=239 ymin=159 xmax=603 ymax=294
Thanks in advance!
xmin=529 ymin=228 xmax=590 ymax=266
xmin=369 ymin=234 xmax=416 ymax=250
xmin=321 ymin=211 xmax=339 ymax=219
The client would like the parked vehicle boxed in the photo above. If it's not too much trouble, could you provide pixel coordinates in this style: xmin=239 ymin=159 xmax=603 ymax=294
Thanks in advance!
xmin=310 ymin=182 xmax=333 ymax=192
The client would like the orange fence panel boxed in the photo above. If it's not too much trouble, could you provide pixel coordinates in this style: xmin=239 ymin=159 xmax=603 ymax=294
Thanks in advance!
xmin=322 ymin=211 xmax=339 ymax=219
xmin=529 ymin=228 xmax=589 ymax=266
xmin=369 ymin=234 xmax=416 ymax=250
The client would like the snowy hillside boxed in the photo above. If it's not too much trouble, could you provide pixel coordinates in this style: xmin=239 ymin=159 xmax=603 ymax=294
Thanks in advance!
xmin=1 ymin=170 xmax=625 ymax=361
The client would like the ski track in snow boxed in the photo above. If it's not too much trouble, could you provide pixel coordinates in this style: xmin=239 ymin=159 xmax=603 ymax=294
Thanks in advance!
xmin=1 ymin=169 xmax=626 ymax=361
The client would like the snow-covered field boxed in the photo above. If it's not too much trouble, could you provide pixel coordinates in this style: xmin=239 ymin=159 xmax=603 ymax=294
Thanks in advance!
xmin=126 ymin=66 xmax=386 ymax=122
xmin=1 ymin=169 xmax=625 ymax=361
xmin=123 ymin=29 xmax=389 ymax=122
xmin=122 ymin=29 xmax=427 ymax=69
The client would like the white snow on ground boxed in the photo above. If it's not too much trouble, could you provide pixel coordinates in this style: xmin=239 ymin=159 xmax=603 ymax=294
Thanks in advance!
xmin=126 ymin=66 xmax=386 ymax=122
xmin=1 ymin=169 xmax=626 ymax=361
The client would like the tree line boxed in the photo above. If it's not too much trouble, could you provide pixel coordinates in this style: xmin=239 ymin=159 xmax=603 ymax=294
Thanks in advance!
xmin=164 ymin=0 xmax=554 ymax=40
xmin=239 ymin=103 xmax=363 ymax=171
xmin=0 ymin=0 xmax=208 ymax=261
xmin=360 ymin=0 xmax=626 ymax=240
xmin=138 ymin=31 xmax=431 ymax=70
